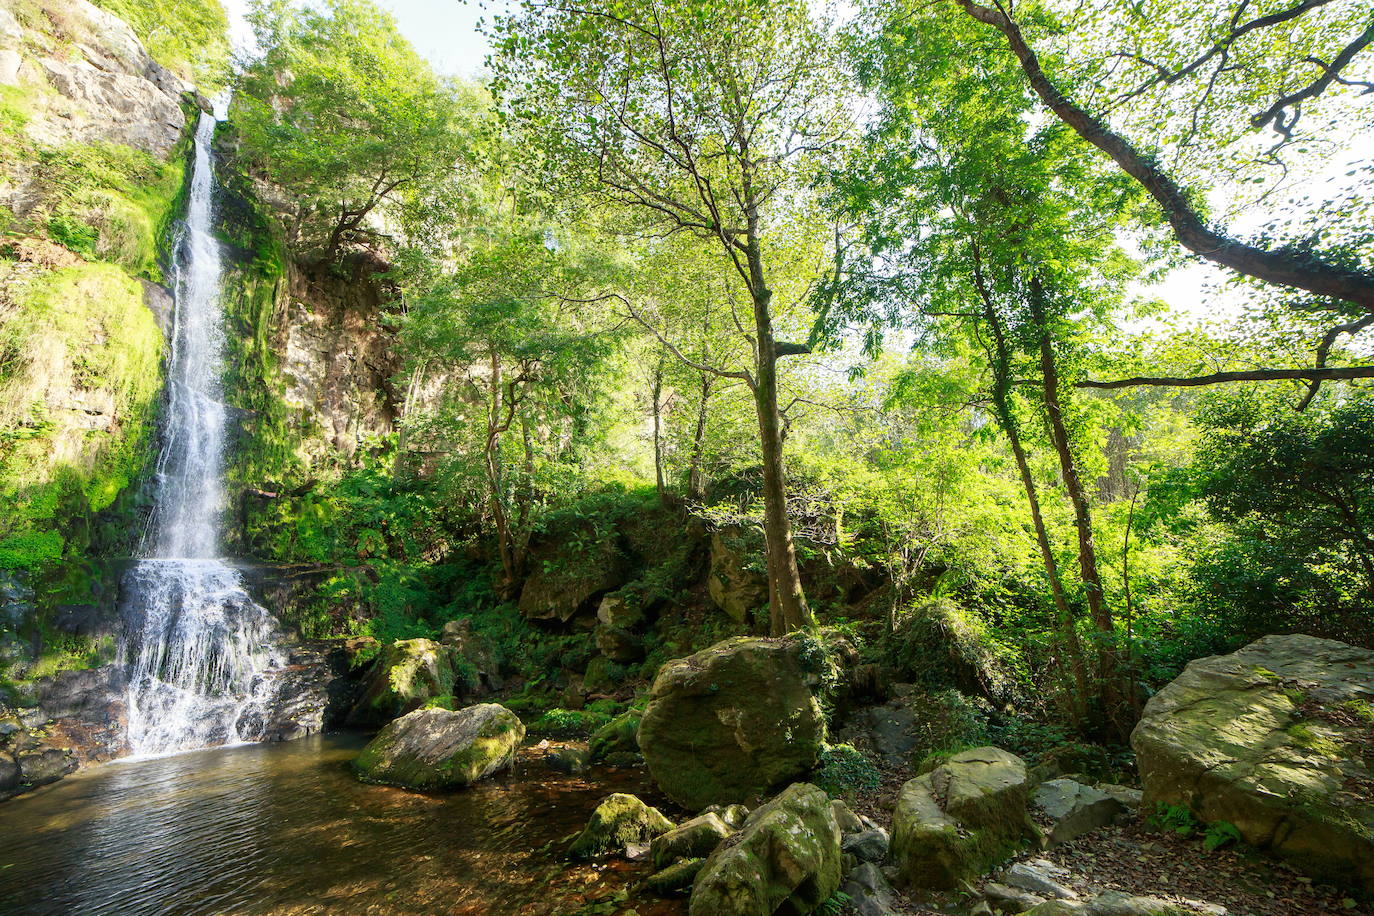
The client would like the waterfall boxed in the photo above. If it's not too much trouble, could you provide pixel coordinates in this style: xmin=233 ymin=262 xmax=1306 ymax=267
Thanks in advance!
xmin=121 ymin=103 xmax=286 ymax=757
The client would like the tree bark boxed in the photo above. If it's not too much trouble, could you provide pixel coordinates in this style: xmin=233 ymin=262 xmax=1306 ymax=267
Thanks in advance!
xmin=485 ymin=350 xmax=518 ymax=594
xmin=687 ymin=374 xmax=713 ymax=502
xmin=651 ymin=354 xmax=666 ymax=503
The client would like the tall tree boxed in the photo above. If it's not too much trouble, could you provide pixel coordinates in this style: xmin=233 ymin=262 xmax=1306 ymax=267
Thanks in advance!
xmin=490 ymin=0 xmax=850 ymax=634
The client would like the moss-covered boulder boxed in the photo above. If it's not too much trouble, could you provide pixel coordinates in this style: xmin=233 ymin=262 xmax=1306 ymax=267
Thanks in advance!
xmin=348 ymin=638 xmax=457 ymax=726
xmin=352 ymin=704 xmax=524 ymax=790
xmin=589 ymin=708 xmax=643 ymax=763
xmin=518 ymin=526 xmax=627 ymax=622
xmin=688 ymin=782 xmax=841 ymax=916
xmin=569 ymin=792 xmax=675 ymax=860
xmin=646 ymin=857 xmax=706 ymax=896
xmin=891 ymin=746 xmax=1032 ymax=889
xmin=639 ymin=635 xmax=827 ymax=810
xmin=1132 ymin=634 xmax=1374 ymax=892
xmin=706 ymin=529 xmax=768 ymax=623
xmin=651 ymin=812 xmax=734 ymax=868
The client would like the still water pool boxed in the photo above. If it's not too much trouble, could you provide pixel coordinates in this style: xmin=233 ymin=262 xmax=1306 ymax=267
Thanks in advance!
xmin=0 ymin=734 xmax=684 ymax=915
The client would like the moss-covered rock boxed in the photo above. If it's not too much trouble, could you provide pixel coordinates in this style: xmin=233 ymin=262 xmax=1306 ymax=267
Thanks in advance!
xmin=589 ymin=708 xmax=643 ymax=763
xmin=890 ymin=746 xmax=1033 ymax=889
xmin=583 ymin=655 xmax=628 ymax=695
xmin=650 ymin=812 xmax=733 ymax=869
xmin=568 ymin=792 xmax=675 ymax=860
xmin=646 ymin=857 xmax=706 ymax=896
xmin=638 ymin=635 xmax=827 ymax=810
xmin=348 ymin=638 xmax=456 ymax=726
xmin=351 ymin=703 xmax=524 ymax=790
xmin=705 ymin=528 xmax=767 ymax=623
xmin=1132 ymin=634 xmax=1374 ymax=892
xmin=688 ymin=782 xmax=841 ymax=916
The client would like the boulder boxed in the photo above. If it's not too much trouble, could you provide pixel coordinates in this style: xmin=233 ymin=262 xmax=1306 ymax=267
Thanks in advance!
xmin=651 ymin=812 xmax=734 ymax=868
xmin=588 ymin=708 xmax=643 ymax=764
xmin=832 ymin=798 xmax=865 ymax=834
xmin=1131 ymin=634 xmax=1374 ymax=891
xmin=646 ymin=858 xmax=706 ymax=896
xmin=1003 ymin=860 xmax=1078 ymax=900
xmin=594 ymin=624 xmax=644 ymax=663
xmin=842 ymin=827 xmax=890 ymax=864
xmin=688 ymin=782 xmax=841 ymax=916
xmin=1031 ymin=778 xmax=1127 ymax=845
xmin=706 ymin=529 xmax=768 ymax=623
xmin=569 ymin=792 xmax=675 ymax=860
xmin=701 ymin=803 xmax=751 ymax=829
xmin=890 ymin=747 xmax=1033 ymax=889
xmin=1095 ymin=783 xmax=1142 ymax=822
xmin=440 ymin=619 xmax=503 ymax=692
xmin=352 ymin=704 xmax=523 ymax=790
xmin=544 ymin=744 xmax=591 ymax=775
xmin=1020 ymin=892 xmax=1191 ymax=916
xmin=348 ymin=638 xmax=457 ymax=726
xmin=841 ymin=862 xmax=903 ymax=916
xmin=638 ymin=635 xmax=827 ymax=810
xmin=518 ymin=529 xmax=627 ymax=622
xmin=597 ymin=594 xmax=645 ymax=631
xmin=582 ymin=655 xmax=627 ymax=694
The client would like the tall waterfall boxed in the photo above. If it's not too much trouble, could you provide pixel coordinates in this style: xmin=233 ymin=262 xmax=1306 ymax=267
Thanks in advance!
xmin=121 ymin=104 xmax=285 ymax=757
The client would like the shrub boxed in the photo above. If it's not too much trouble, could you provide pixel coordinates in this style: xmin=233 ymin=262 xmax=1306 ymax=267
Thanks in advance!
xmin=813 ymin=744 xmax=881 ymax=799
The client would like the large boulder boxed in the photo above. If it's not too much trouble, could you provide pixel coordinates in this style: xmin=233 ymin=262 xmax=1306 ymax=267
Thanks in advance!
xmin=890 ymin=747 xmax=1033 ymax=889
xmin=569 ymin=793 xmax=675 ymax=860
xmin=348 ymin=638 xmax=456 ymax=726
xmin=1132 ymin=634 xmax=1374 ymax=892
xmin=352 ymin=704 xmax=523 ymax=790
xmin=689 ymin=782 xmax=841 ymax=916
xmin=518 ymin=527 xmax=627 ymax=622
xmin=638 ymin=635 xmax=828 ymax=810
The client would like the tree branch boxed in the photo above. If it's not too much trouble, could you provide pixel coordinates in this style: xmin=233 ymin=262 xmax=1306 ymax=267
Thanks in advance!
xmin=1078 ymin=365 xmax=1374 ymax=389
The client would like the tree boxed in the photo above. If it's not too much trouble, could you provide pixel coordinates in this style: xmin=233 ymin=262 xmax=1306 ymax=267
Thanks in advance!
xmin=490 ymin=0 xmax=851 ymax=634
xmin=234 ymin=0 xmax=483 ymax=256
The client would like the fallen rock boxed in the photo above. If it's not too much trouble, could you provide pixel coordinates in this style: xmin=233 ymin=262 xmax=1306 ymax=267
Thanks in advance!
xmin=651 ymin=812 xmax=733 ymax=868
xmin=352 ymin=704 xmax=523 ymax=790
xmin=439 ymin=619 xmax=503 ymax=692
xmin=1021 ymin=891 xmax=1192 ymax=916
xmin=832 ymin=798 xmax=865 ymax=834
xmin=840 ymin=861 xmax=902 ymax=916
xmin=569 ymin=793 xmax=674 ymax=860
xmin=689 ymin=782 xmax=841 ymax=916
xmin=842 ymin=827 xmax=890 ymax=864
xmin=639 ymin=635 xmax=827 ymax=810
xmin=890 ymin=747 xmax=1033 ymax=889
xmin=1032 ymin=778 xmax=1126 ymax=845
xmin=702 ymin=803 xmax=751 ymax=829
xmin=1095 ymin=783 xmax=1143 ymax=823
xmin=1003 ymin=859 xmax=1078 ymax=900
xmin=981 ymin=881 xmax=1046 ymax=914
xmin=544 ymin=744 xmax=590 ymax=775
xmin=1131 ymin=634 xmax=1374 ymax=892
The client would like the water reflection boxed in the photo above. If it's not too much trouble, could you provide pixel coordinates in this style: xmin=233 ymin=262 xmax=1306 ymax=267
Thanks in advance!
xmin=0 ymin=736 xmax=684 ymax=915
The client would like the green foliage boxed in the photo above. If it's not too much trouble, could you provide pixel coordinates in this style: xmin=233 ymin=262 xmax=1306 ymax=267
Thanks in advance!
xmin=816 ymin=891 xmax=853 ymax=916
xmin=1148 ymin=802 xmax=1200 ymax=837
xmin=90 ymin=0 xmax=230 ymax=89
xmin=1203 ymin=820 xmax=1244 ymax=851
xmin=527 ymin=707 xmax=614 ymax=739
xmin=812 ymin=743 xmax=882 ymax=799
xmin=904 ymin=689 xmax=991 ymax=763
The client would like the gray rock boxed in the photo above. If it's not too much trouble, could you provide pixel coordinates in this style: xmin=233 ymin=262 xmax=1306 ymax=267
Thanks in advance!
xmin=1095 ymin=783 xmax=1143 ymax=823
xmin=842 ymin=827 xmax=890 ymax=864
xmin=1003 ymin=860 xmax=1078 ymax=900
xmin=596 ymin=595 xmax=644 ymax=631
xmin=651 ymin=812 xmax=733 ymax=868
xmin=982 ymin=881 xmax=1046 ymax=914
xmin=1085 ymin=891 xmax=1192 ymax=916
xmin=832 ymin=798 xmax=865 ymax=834
xmin=1032 ymin=778 xmax=1127 ymax=844
xmin=351 ymin=704 xmax=524 ymax=790
xmin=840 ymin=862 xmax=902 ymax=916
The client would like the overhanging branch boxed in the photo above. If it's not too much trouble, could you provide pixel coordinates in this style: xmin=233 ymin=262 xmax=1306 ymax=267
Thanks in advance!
xmin=1078 ymin=366 xmax=1374 ymax=389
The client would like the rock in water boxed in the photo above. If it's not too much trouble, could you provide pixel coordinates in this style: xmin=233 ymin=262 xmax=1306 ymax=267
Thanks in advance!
xmin=890 ymin=747 xmax=1032 ymax=889
xmin=348 ymin=638 xmax=458 ymax=726
xmin=1131 ymin=634 xmax=1374 ymax=892
xmin=689 ymin=783 xmax=841 ymax=916
xmin=569 ymin=793 xmax=675 ymax=860
xmin=352 ymin=704 xmax=523 ymax=790
xmin=638 ymin=636 xmax=827 ymax=809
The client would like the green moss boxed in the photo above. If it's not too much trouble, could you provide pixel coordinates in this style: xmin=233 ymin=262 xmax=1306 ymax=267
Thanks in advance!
xmin=1287 ymin=722 xmax=1343 ymax=757
xmin=569 ymin=793 xmax=674 ymax=860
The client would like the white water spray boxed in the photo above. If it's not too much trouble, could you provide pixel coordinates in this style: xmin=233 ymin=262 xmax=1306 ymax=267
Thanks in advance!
xmin=122 ymin=103 xmax=285 ymax=757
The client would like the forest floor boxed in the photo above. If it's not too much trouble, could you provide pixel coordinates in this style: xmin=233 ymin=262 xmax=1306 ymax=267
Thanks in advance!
xmin=850 ymin=764 xmax=1372 ymax=916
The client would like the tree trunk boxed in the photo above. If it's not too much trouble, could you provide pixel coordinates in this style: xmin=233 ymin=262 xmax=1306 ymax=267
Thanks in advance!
xmin=687 ymin=374 xmax=713 ymax=502
xmin=485 ymin=351 xmax=517 ymax=594
xmin=651 ymin=354 xmax=666 ymax=503
xmin=743 ymin=231 xmax=812 ymax=636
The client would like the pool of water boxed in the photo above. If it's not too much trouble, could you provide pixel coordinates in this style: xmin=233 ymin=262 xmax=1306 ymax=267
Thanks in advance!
xmin=0 ymin=734 xmax=686 ymax=915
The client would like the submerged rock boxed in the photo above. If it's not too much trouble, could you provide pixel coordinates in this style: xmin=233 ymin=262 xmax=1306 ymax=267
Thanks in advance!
xmin=352 ymin=704 xmax=523 ymax=790
xmin=890 ymin=747 xmax=1032 ymax=890
xmin=569 ymin=793 xmax=675 ymax=860
xmin=1132 ymin=634 xmax=1374 ymax=891
xmin=688 ymin=782 xmax=841 ymax=916
xmin=638 ymin=635 xmax=827 ymax=809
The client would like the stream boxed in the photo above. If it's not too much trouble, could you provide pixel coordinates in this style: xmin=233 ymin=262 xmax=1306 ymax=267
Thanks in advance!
xmin=0 ymin=736 xmax=686 ymax=915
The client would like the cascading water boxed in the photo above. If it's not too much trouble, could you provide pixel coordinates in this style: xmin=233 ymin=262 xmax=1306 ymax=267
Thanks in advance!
xmin=121 ymin=101 xmax=286 ymax=757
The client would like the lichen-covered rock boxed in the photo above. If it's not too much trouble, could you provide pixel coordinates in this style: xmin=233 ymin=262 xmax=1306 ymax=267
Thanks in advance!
xmin=348 ymin=638 xmax=456 ymax=726
xmin=638 ymin=635 xmax=827 ymax=810
xmin=891 ymin=747 xmax=1032 ymax=889
xmin=569 ymin=792 xmax=675 ymax=860
xmin=1031 ymin=779 xmax=1126 ymax=845
xmin=439 ymin=619 xmax=502 ymax=693
xmin=651 ymin=812 xmax=733 ymax=868
xmin=706 ymin=529 xmax=768 ymax=623
xmin=352 ymin=704 xmax=523 ymax=790
xmin=1131 ymin=634 xmax=1374 ymax=892
xmin=688 ymin=782 xmax=841 ymax=916
xmin=597 ymin=594 xmax=645 ymax=631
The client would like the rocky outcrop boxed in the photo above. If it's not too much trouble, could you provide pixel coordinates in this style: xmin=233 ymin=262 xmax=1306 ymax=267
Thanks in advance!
xmin=236 ymin=640 xmax=360 ymax=742
xmin=588 ymin=708 xmax=642 ymax=764
xmin=890 ymin=747 xmax=1033 ymax=889
xmin=706 ymin=529 xmax=767 ymax=623
xmin=518 ymin=529 xmax=628 ymax=623
xmin=352 ymin=703 xmax=524 ymax=790
xmin=568 ymin=792 xmax=674 ymax=860
xmin=688 ymin=782 xmax=842 ymax=916
xmin=638 ymin=635 xmax=828 ymax=810
xmin=1132 ymin=634 xmax=1374 ymax=892
xmin=348 ymin=638 xmax=457 ymax=726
